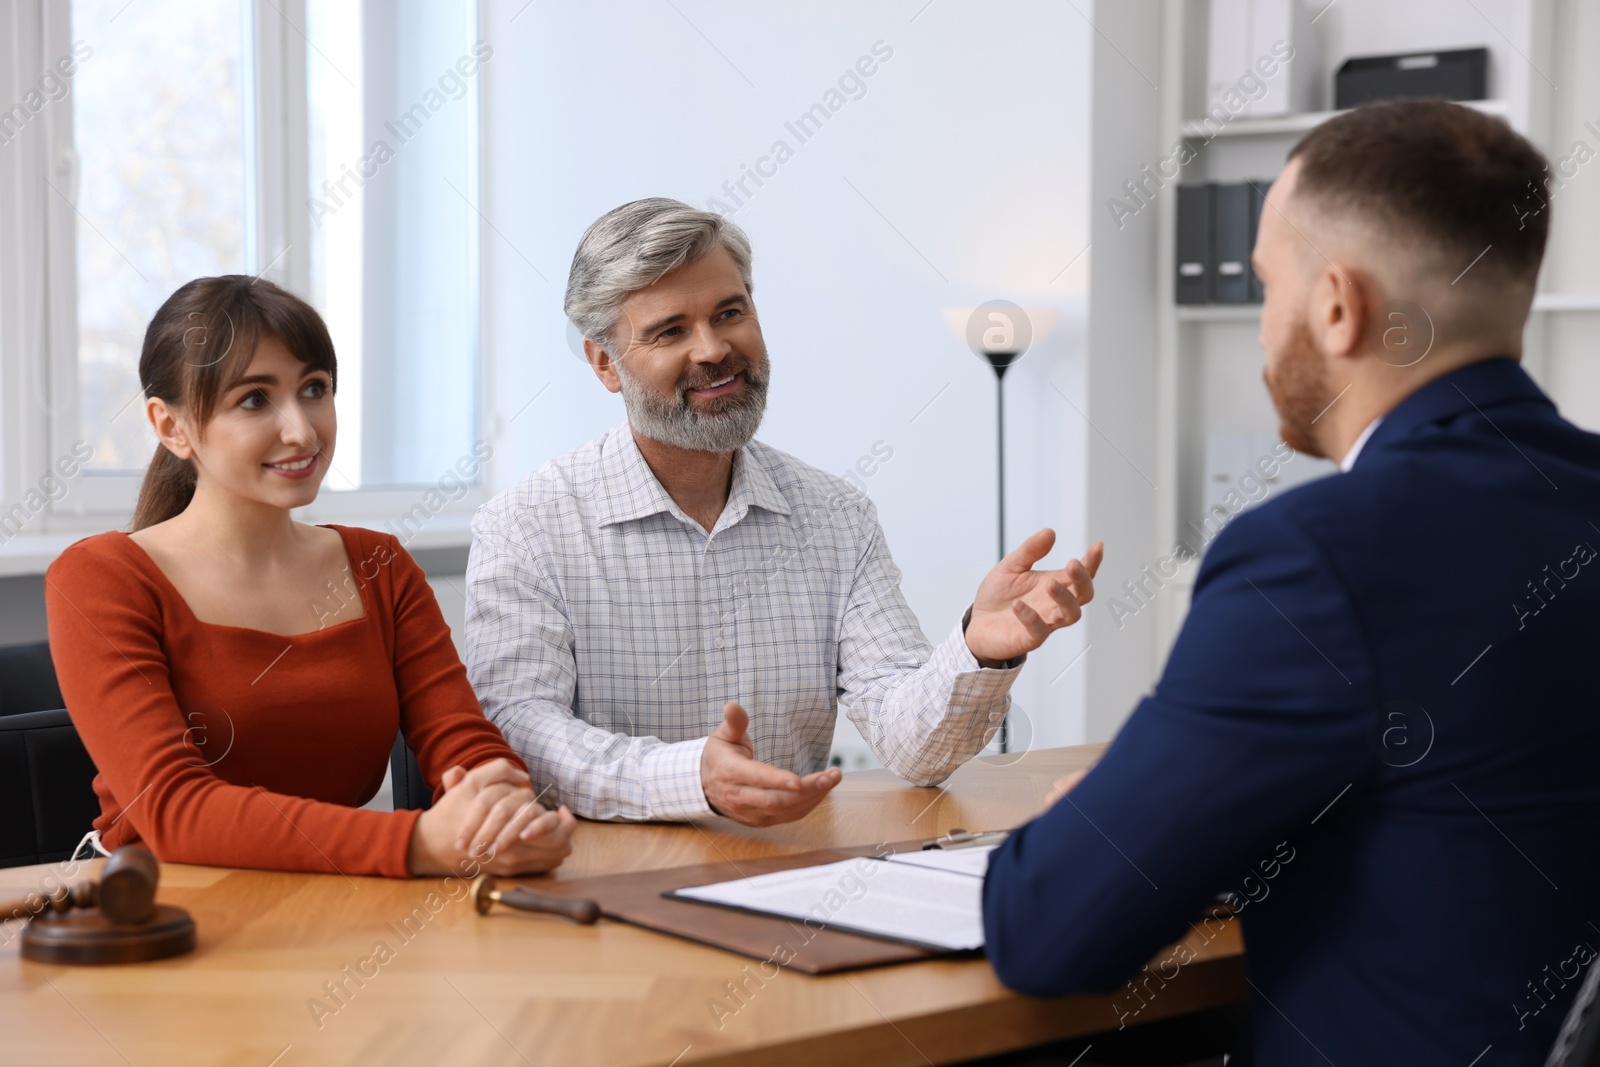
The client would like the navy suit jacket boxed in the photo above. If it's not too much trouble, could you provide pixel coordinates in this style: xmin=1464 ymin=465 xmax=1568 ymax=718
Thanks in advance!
xmin=983 ymin=358 xmax=1600 ymax=1065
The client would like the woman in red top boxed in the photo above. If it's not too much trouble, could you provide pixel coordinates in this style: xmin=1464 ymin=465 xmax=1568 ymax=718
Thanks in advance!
xmin=45 ymin=276 xmax=576 ymax=878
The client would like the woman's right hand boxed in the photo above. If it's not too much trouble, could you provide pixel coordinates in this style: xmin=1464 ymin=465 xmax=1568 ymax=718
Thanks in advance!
xmin=406 ymin=758 xmax=577 ymax=877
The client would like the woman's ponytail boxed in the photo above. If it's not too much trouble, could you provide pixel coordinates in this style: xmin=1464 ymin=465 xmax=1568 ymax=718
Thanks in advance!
xmin=131 ymin=445 xmax=198 ymax=532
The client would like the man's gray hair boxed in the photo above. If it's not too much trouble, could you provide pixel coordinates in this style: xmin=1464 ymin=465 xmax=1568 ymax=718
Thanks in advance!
xmin=564 ymin=198 xmax=754 ymax=355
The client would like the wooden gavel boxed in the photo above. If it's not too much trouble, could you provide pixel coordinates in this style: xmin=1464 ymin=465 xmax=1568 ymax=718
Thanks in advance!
xmin=3 ymin=846 xmax=159 ymax=926
xmin=470 ymin=875 xmax=600 ymax=925
xmin=4 ymin=845 xmax=194 ymax=964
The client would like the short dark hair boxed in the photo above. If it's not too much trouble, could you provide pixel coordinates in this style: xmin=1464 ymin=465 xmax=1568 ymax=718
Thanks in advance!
xmin=1287 ymin=99 xmax=1550 ymax=284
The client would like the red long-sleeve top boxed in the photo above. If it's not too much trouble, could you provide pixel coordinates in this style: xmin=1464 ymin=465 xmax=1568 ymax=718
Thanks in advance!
xmin=44 ymin=524 xmax=527 ymax=877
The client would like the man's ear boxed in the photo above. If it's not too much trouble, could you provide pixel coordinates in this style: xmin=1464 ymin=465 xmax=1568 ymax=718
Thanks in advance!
xmin=1311 ymin=261 xmax=1371 ymax=362
xmin=146 ymin=397 xmax=195 ymax=460
xmin=584 ymin=337 xmax=624 ymax=395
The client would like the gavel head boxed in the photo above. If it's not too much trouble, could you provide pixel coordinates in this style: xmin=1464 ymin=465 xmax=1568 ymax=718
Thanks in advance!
xmin=96 ymin=846 xmax=159 ymax=925
xmin=470 ymin=875 xmax=495 ymax=915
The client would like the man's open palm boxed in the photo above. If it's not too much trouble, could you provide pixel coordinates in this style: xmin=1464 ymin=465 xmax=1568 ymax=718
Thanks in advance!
xmin=965 ymin=530 xmax=1103 ymax=664
xmin=701 ymin=702 xmax=841 ymax=827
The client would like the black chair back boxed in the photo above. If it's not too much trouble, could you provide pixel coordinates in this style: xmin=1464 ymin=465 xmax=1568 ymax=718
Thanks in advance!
xmin=389 ymin=733 xmax=431 ymax=811
xmin=0 ymin=640 xmax=64 ymax=717
xmin=0 ymin=642 xmax=100 ymax=868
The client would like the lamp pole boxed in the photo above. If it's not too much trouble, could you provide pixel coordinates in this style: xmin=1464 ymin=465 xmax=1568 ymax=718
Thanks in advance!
xmin=984 ymin=351 xmax=1020 ymax=564
xmin=983 ymin=350 xmax=1021 ymax=751
xmin=951 ymin=300 xmax=1052 ymax=755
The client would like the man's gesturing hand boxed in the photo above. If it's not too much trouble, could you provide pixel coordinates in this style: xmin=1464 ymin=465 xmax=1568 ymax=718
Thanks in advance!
xmin=701 ymin=702 xmax=841 ymax=827
xmin=965 ymin=530 xmax=1104 ymax=666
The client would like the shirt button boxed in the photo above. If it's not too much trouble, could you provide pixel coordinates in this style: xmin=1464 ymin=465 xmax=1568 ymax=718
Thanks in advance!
xmin=714 ymin=639 xmax=725 ymax=649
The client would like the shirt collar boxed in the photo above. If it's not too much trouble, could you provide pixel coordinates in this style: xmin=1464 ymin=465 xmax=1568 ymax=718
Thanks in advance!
xmin=593 ymin=422 xmax=792 ymax=530
xmin=1339 ymin=417 xmax=1383 ymax=473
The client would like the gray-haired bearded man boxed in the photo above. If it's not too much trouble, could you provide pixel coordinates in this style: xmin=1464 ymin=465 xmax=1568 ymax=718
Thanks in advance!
xmin=464 ymin=198 xmax=1102 ymax=826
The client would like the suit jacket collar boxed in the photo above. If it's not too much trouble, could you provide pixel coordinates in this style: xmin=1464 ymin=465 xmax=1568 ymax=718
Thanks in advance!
xmin=1351 ymin=357 xmax=1552 ymax=470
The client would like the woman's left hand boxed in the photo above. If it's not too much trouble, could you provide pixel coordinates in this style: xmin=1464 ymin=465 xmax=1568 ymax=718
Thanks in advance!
xmin=437 ymin=762 xmax=578 ymax=875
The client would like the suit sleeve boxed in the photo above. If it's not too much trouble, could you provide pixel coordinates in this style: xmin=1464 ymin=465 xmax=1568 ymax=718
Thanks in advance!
xmin=981 ymin=503 xmax=1380 ymax=994
xmin=377 ymin=535 xmax=529 ymax=803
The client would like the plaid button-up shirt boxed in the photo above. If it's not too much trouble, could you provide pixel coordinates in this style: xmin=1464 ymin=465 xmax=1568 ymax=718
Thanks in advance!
xmin=464 ymin=423 xmax=1021 ymax=820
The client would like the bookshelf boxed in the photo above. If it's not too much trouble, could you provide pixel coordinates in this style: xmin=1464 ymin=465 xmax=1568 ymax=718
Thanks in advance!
xmin=1175 ymin=292 xmax=1600 ymax=322
xmin=1177 ymin=97 xmax=1510 ymax=139
xmin=1150 ymin=0 xmax=1566 ymax=660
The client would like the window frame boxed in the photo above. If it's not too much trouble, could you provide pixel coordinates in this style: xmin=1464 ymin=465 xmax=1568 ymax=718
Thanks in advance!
xmin=0 ymin=1 xmax=56 ymax=539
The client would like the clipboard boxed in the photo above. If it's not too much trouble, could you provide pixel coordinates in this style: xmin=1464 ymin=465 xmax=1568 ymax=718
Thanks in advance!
xmin=664 ymin=828 xmax=1006 ymax=954
xmin=526 ymin=830 xmax=1008 ymax=975
xmin=923 ymin=829 xmax=1009 ymax=850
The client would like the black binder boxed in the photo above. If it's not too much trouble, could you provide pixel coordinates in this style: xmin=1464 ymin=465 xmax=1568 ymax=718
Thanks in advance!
xmin=1175 ymin=184 xmax=1212 ymax=305
xmin=1247 ymin=179 xmax=1270 ymax=303
xmin=1211 ymin=182 xmax=1252 ymax=304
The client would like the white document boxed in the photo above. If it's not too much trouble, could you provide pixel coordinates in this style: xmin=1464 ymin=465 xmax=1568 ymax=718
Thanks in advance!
xmin=671 ymin=856 xmax=986 ymax=951
xmin=883 ymin=844 xmax=998 ymax=879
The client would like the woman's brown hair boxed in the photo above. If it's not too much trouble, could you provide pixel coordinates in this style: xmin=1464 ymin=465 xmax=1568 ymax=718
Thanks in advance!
xmin=132 ymin=276 xmax=337 ymax=531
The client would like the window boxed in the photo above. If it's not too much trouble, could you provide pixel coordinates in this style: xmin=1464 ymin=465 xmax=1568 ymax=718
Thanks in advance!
xmin=304 ymin=0 xmax=481 ymax=492
xmin=1 ymin=0 xmax=483 ymax=534
xmin=70 ymin=0 xmax=250 ymax=475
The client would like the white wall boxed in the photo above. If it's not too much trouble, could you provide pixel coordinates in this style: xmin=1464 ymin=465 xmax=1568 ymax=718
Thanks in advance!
xmin=1539 ymin=0 xmax=1600 ymax=431
xmin=476 ymin=0 xmax=1094 ymax=760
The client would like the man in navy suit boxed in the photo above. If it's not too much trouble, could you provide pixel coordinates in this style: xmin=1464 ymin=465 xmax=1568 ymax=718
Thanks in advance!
xmin=983 ymin=99 xmax=1600 ymax=1065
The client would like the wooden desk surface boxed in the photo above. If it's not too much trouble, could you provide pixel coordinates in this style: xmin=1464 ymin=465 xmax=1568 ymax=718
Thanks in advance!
xmin=0 ymin=744 xmax=1244 ymax=1066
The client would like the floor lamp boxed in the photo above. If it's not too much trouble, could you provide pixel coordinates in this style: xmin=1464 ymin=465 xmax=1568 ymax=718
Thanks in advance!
xmin=943 ymin=301 xmax=1058 ymax=753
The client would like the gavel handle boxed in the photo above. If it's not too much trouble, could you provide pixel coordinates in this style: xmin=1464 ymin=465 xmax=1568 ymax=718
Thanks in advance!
xmin=497 ymin=887 xmax=601 ymax=925
xmin=0 ymin=897 xmax=41 ymax=923
xmin=0 ymin=886 xmax=72 ymax=923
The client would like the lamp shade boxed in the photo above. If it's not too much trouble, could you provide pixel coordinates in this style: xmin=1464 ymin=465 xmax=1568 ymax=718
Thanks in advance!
xmin=943 ymin=302 xmax=1060 ymax=378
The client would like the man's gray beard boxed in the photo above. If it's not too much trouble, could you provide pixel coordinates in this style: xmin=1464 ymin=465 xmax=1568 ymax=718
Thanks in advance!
xmin=616 ymin=358 xmax=770 ymax=454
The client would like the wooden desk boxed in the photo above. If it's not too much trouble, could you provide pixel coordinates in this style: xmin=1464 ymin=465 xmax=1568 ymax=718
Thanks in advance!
xmin=0 ymin=745 xmax=1244 ymax=1066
